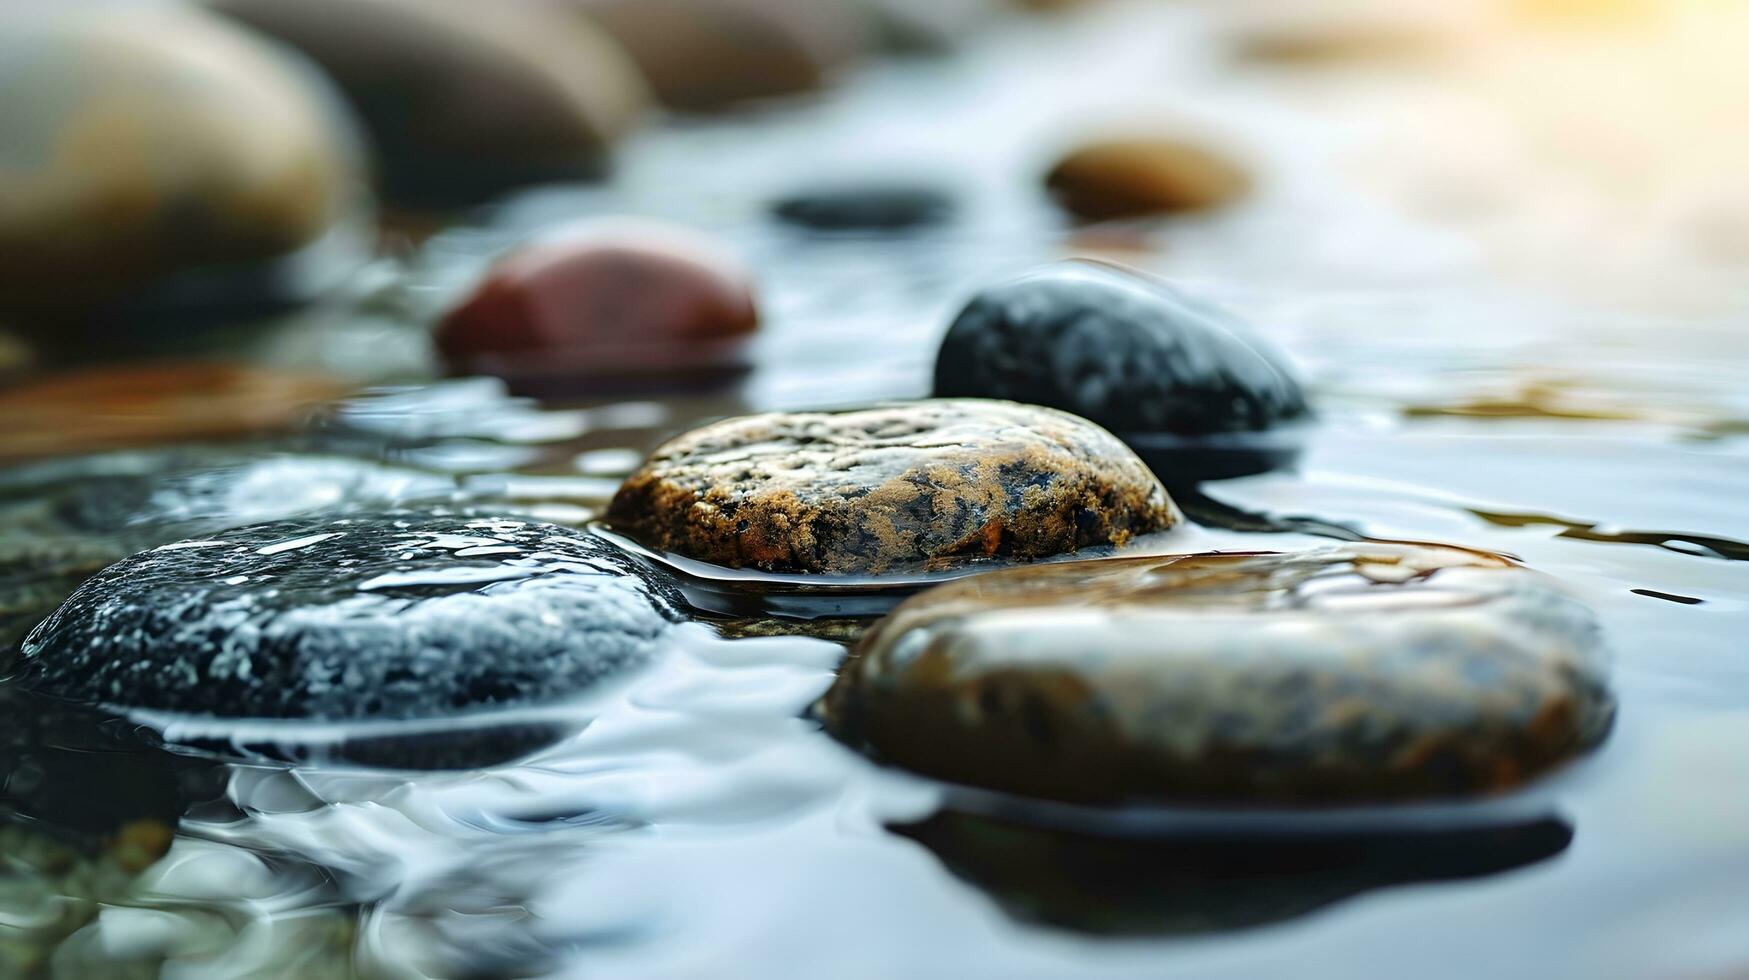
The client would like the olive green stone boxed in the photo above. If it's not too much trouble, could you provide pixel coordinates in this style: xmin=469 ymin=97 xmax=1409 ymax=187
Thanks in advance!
xmin=824 ymin=544 xmax=1615 ymax=805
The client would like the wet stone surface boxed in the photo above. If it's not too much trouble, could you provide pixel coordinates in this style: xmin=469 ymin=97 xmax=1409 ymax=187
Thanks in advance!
xmin=608 ymin=399 xmax=1179 ymax=575
xmin=0 ymin=452 xmax=451 ymax=650
xmin=824 ymin=543 xmax=1616 ymax=805
xmin=18 ymin=513 xmax=682 ymax=722
xmin=935 ymin=261 xmax=1310 ymax=480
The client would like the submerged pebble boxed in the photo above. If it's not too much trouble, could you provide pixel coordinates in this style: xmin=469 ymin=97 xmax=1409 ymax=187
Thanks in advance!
xmin=0 ymin=7 xmax=366 ymax=324
xmin=19 ymin=513 xmax=681 ymax=721
xmin=1046 ymin=138 xmax=1252 ymax=221
xmin=824 ymin=544 xmax=1615 ymax=805
xmin=213 ymin=0 xmax=648 ymax=207
xmin=436 ymin=222 xmax=759 ymax=393
xmin=574 ymin=0 xmax=866 ymax=111
xmin=770 ymin=185 xmax=956 ymax=232
xmin=607 ymin=399 xmax=1178 ymax=575
xmin=934 ymin=261 xmax=1310 ymax=481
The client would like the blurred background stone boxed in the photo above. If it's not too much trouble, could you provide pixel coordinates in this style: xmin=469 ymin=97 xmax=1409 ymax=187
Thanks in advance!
xmin=1046 ymin=137 xmax=1253 ymax=221
xmin=0 ymin=6 xmax=370 ymax=331
xmin=436 ymin=221 xmax=759 ymax=394
xmin=212 ymin=0 xmax=649 ymax=208
xmin=570 ymin=0 xmax=868 ymax=112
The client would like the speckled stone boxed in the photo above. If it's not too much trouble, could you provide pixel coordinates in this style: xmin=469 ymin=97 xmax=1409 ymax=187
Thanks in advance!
xmin=824 ymin=544 xmax=1615 ymax=804
xmin=436 ymin=221 xmax=759 ymax=392
xmin=1046 ymin=138 xmax=1252 ymax=221
xmin=934 ymin=261 xmax=1309 ymax=442
xmin=212 ymin=0 xmax=649 ymax=207
xmin=608 ymin=400 xmax=1179 ymax=575
xmin=770 ymin=185 xmax=956 ymax=231
xmin=573 ymin=0 xmax=866 ymax=111
xmin=19 ymin=513 xmax=681 ymax=721
xmin=0 ymin=7 xmax=367 ymax=321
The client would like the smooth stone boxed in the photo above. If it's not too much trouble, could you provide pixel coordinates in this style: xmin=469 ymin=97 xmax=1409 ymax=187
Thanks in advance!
xmin=436 ymin=221 xmax=759 ymax=393
xmin=934 ymin=261 xmax=1310 ymax=481
xmin=1045 ymin=138 xmax=1252 ymax=221
xmin=0 ymin=7 xmax=367 ymax=321
xmin=0 ymin=362 xmax=351 ymax=464
xmin=607 ymin=399 xmax=1179 ymax=575
xmin=19 ymin=513 xmax=682 ymax=722
xmin=573 ymin=0 xmax=866 ymax=112
xmin=212 ymin=0 xmax=649 ymax=207
xmin=770 ymin=185 xmax=955 ymax=232
xmin=824 ymin=544 xmax=1616 ymax=805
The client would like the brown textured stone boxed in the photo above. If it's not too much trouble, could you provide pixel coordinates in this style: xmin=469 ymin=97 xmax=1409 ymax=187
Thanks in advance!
xmin=824 ymin=544 xmax=1616 ymax=805
xmin=608 ymin=400 xmax=1179 ymax=575
xmin=1046 ymin=138 xmax=1252 ymax=221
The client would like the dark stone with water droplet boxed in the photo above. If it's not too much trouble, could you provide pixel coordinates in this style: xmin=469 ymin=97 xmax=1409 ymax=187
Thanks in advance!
xmin=770 ymin=185 xmax=955 ymax=231
xmin=933 ymin=261 xmax=1311 ymax=482
xmin=436 ymin=221 xmax=759 ymax=393
xmin=608 ymin=399 xmax=1180 ymax=575
xmin=19 ymin=513 xmax=682 ymax=722
xmin=824 ymin=544 xmax=1615 ymax=805
xmin=0 ymin=452 xmax=451 ymax=651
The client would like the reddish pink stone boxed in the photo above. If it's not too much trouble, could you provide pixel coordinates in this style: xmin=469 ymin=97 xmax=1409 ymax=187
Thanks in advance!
xmin=436 ymin=222 xmax=759 ymax=393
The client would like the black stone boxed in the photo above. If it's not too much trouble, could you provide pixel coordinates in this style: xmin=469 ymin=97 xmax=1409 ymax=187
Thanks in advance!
xmin=933 ymin=261 xmax=1310 ymax=481
xmin=771 ymin=185 xmax=955 ymax=231
xmin=19 ymin=513 xmax=682 ymax=722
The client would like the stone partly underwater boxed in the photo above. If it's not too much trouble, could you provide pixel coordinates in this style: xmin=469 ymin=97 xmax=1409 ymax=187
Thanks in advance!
xmin=608 ymin=399 xmax=1179 ymax=575
xmin=18 ymin=513 xmax=682 ymax=722
xmin=824 ymin=543 xmax=1615 ymax=805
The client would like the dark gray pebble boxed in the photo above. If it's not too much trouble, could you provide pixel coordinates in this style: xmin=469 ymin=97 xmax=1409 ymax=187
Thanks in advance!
xmin=20 ymin=513 xmax=682 ymax=722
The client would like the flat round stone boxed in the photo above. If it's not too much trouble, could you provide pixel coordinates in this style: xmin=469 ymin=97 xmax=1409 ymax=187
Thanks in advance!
xmin=1046 ymin=137 xmax=1252 ymax=221
xmin=823 ymin=544 xmax=1615 ymax=805
xmin=19 ymin=513 xmax=681 ymax=722
xmin=436 ymin=221 xmax=759 ymax=393
xmin=608 ymin=400 xmax=1179 ymax=575
xmin=934 ymin=261 xmax=1309 ymax=480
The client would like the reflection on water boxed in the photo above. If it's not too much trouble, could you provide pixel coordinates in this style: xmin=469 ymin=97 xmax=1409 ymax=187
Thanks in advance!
xmin=894 ymin=811 xmax=1574 ymax=936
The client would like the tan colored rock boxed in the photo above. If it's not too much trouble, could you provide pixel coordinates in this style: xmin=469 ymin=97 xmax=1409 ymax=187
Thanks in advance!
xmin=1046 ymin=138 xmax=1252 ymax=221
